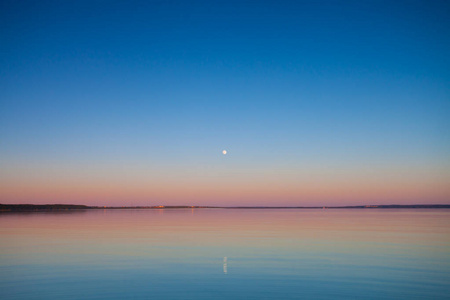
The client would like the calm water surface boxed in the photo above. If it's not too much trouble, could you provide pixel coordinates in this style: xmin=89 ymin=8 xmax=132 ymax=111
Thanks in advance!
xmin=1 ymin=209 xmax=449 ymax=299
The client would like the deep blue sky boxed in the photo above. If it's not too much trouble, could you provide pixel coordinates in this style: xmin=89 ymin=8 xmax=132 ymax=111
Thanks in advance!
xmin=1 ymin=0 xmax=449 ymax=205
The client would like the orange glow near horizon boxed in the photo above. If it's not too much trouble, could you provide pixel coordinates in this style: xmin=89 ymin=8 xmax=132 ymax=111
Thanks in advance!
xmin=1 ymin=162 xmax=449 ymax=206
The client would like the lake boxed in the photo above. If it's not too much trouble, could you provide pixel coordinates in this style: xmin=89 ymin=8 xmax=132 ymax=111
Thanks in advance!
xmin=1 ymin=209 xmax=449 ymax=299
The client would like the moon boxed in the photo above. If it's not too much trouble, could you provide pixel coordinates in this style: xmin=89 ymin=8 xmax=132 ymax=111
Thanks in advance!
xmin=222 ymin=150 xmax=227 ymax=155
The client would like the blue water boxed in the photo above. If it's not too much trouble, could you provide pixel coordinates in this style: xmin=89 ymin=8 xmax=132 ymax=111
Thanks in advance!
xmin=1 ymin=209 xmax=449 ymax=299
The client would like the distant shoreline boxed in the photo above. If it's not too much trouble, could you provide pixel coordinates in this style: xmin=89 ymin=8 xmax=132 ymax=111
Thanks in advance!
xmin=1 ymin=204 xmax=450 ymax=212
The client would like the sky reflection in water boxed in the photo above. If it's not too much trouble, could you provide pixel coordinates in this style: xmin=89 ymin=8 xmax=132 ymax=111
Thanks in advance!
xmin=1 ymin=209 xmax=449 ymax=299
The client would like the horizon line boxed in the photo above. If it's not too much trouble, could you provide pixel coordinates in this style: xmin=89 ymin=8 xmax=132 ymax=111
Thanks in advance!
xmin=1 ymin=203 xmax=450 ymax=211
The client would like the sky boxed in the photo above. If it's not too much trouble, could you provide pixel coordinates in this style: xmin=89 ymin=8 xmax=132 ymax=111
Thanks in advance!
xmin=0 ymin=0 xmax=449 ymax=206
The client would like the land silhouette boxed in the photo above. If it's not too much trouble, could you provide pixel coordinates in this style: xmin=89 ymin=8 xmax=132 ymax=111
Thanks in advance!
xmin=1 ymin=204 xmax=449 ymax=212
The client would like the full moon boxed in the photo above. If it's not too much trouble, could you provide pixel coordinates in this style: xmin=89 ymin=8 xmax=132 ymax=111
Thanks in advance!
xmin=222 ymin=150 xmax=227 ymax=155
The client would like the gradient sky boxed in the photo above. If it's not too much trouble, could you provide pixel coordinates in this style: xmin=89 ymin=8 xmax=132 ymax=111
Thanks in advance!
xmin=1 ymin=0 xmax=449 ymax=206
